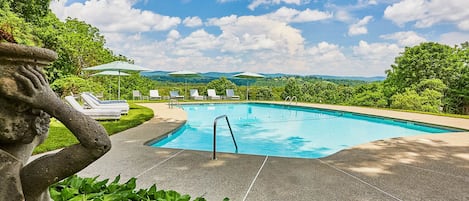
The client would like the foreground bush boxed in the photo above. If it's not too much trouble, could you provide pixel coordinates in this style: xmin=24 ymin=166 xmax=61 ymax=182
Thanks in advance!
xmin=50 ymin=175 xmax=230 ymax=201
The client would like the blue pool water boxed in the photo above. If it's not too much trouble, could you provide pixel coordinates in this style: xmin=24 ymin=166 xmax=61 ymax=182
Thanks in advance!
xmin=151 ymin=103 xmax=459 ymax=158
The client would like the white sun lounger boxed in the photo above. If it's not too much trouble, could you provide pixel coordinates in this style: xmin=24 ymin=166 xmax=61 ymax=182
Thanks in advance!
xmin=149 ymin=90 xmax=162 ymax=100
xmin=170 ymin=90 xmax=184 ymax=99
xmin=65 ymin=96 xmax=121 ymax=120
xmin=226 ymin=89 xmax=240 ymax=100
xmin=207 ymin=89 xmax=221 ymax=100
xmin=83 ymin=92 xmax=127 ymax=104
xmin=81 ymin=93 xmax=129 ymax=114
xmin=190 ymin=89 xmax=204 ymax=100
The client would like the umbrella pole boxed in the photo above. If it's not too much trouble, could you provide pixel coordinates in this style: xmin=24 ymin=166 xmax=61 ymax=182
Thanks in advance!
xmin=246 ymin=81 xmax=249 ymax=101
xmin=118 ymin=71 xmax=121 ymax=100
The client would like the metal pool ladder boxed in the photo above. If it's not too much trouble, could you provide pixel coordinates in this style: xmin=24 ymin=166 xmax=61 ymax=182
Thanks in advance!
xmin=213 ymin=115 xmax=238 ymax=160
xmin=284 ymin=96 xmax=298 ymax=105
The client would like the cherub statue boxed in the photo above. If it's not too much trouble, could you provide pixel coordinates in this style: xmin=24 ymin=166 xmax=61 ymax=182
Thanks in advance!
xmin=0 ymin=65 xmax=112 ymax=201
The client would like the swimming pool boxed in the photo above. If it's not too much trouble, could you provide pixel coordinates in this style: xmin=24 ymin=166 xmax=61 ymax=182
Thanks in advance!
xmin=151 ymin=103 xmax=460 ymax=158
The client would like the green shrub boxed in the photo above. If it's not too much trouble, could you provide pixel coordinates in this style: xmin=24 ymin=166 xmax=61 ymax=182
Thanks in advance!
xmin=50 ymin=175 xmax=230 ymax=201
xmin=50 ymin=75 xmax=104 ymax=97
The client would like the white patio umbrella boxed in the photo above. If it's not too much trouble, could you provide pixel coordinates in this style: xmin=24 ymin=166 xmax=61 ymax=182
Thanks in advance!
xmin=83 ymin=61 xmax=151 ymax=99
xmin=168 ymin=70 xmax=200 ymax=98
xmin=91 ymin=71 xmax=130 ymax=76
xmin=233 ymin=72 xmax=265 ymax=101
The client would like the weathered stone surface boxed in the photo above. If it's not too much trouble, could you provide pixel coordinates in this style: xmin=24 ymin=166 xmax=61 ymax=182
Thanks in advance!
xmin=0 ymin=43 xmax=111 ymax=201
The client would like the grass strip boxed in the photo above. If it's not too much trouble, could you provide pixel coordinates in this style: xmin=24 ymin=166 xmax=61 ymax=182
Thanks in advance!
xmin=33 ymin=103 xmax=154 ymax=154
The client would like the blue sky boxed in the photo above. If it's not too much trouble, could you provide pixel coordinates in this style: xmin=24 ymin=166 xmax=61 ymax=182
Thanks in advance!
xmin=50 ymin=0 xmax=469 ymax=76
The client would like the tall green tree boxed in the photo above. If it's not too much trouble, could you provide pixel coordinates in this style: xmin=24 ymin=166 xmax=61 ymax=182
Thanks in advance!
xmin=384 ymin=42 xmax=469 ymax=113
xmin=385 ymin=42 xmax=455 ymax=93
xmin=0 ymin=2 xmax=42 ymax=45
xmin=9 ymin=0 xmax=51 ymax=23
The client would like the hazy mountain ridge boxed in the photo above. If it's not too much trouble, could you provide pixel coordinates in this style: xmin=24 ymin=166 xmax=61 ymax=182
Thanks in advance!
xmin=141 ymin=71 xmax=385 ymax=81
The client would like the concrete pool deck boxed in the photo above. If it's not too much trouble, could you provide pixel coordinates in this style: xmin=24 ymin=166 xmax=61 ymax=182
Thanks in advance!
xmin=78 ymin=102 xmax=469 ymax=201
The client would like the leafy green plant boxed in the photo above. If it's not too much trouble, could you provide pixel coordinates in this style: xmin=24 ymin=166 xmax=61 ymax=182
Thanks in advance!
xmin=50 ymin=175 xmax=229 ymax=201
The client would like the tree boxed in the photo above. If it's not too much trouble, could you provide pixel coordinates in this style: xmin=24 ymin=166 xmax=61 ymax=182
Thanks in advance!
xmin=384 ymin=42 xmax=469 ymax=113
xmin=255 ymin=87 xmax=274 ymax=100
xmin=414 ymin=78 xmax=446 ymax=94
xmin=9 ymin=0 xmax=51 ymax=23
xmin=282 ymin=77 xmax=303 ymax=100
xmin=390 ymin=90 xmax=423 ymax=111
xmin=0 ymin=2 xmax=42 ymax=46
xmin=349 ymin=82 xmax=387 ymax=107
xmin=390 ymin=88 xmax=443 ymax=113
xmin=385 ymin=42 xmax=455 ymax=93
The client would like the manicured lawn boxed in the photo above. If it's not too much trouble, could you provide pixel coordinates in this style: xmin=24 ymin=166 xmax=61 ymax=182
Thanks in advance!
xmin=33 ymin=103 xmax=154 ymax=154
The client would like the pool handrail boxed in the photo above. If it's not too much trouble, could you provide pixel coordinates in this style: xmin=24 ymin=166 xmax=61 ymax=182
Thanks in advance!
xmin=284 ymin=96 xmax=298 ymax=105
xmin=213 ymin=115 xmax=238 ymax=160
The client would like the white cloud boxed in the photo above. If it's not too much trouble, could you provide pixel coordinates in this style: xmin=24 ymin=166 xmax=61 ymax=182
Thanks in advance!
xmin=177 ymin=29 xmax=218 ymax=50
xmin=353 ymin=40 xmax=401 ymax=61
xmin=183 ymin=16 xmax=203 ymax=27
xmin=380 ymin=31 xmax=427 ymax=47
xmin=348 ymin=16 xmax=373 ymax=36
xmin=209 ymin=15 xmax=305 ymax=54
xmin=384 ymin=0 xmax=469 ymax=31
xmin=306 ymin=42 xmax=346 ymax=63
xmin=50 ymin=0 xmax=181 ymax=33
xmin=439 ymin=32 xmax=469 ymax=46
xmin=248 ymin=0 xmax=304 ymax=11
xmin=335 ymin=10 xmax=353 ymax=23
xmin=348 ymin=40 xmax=402 ymax=75
xmin=207 ymin=15 xmax=238 ymax=26
xmin=267 ymin=7 xmax=333 ymax=23
xmin=166 ymin=30 xmax=181 ymax=42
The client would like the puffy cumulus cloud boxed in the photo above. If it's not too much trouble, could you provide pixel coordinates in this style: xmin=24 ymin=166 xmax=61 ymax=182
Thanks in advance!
xmin=183 ymin=16 xmax=203 ymax=27
xmin=348 ymin=16 xmax=373 ymax=36
xmin=50 ymin=0 xmax=181 ymax=33
xmin=353 ymin=40 xmax=401 ymax=59
xmin=384 ymin=0 xmax=469 ymax=30
xmin=306 ymin=42 xmax=346 ymax=63
xmin=207 ymin=15 xmax=238 ymax=26
xmin=248 ymin=0 xmax=304 ymax=11
xmin=380 ymin=31 xmax=427 ymax=47
xmin=352 ymin=40 xmax=401 ymax=72
xmin=439 ymin=32 xmax=469 ymax=46
xmin=266 ymin=7 xmax=333 ymax=23
xmin=209 ymin=15 xmax=305 ymax=55
xmin=166 ymin=30 xmax=181 ymax=42
xmin=176 ymin=29 xmax=218 ymax=51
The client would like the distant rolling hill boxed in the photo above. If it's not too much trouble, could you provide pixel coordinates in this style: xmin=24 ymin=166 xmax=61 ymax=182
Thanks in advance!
xmin=141 ymin=71 xmax=385 ymax=83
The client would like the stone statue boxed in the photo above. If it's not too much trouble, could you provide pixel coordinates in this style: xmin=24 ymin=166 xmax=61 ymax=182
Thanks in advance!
xmin=0 ymin=43 xmax=111 ymax=201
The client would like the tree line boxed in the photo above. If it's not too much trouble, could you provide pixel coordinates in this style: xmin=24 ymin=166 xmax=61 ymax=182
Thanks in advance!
xmin=282 ymin=42 xmax=469 ymax=114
